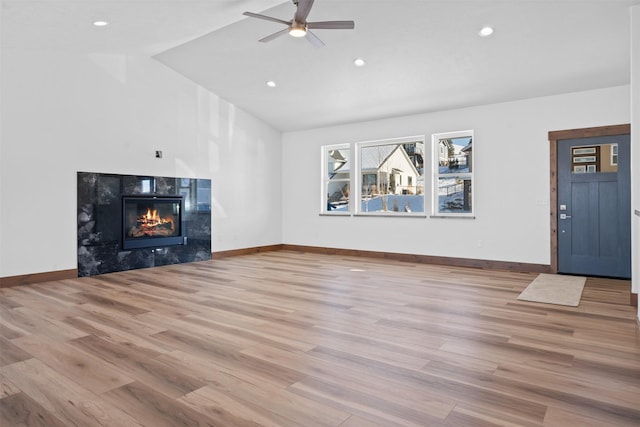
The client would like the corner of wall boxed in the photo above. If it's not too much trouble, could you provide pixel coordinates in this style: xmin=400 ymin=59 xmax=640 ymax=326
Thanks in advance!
xmin=630 ymin=5 xmax=640 ymax=320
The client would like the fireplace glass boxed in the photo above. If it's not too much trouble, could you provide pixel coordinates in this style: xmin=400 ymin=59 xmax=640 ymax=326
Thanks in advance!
xmin=122 ymin=196 xmax=185 ymax=249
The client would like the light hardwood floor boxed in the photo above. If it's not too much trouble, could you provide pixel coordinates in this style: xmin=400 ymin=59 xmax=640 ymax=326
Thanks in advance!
xmin=1 ymin=251 xmax=639 ymax=426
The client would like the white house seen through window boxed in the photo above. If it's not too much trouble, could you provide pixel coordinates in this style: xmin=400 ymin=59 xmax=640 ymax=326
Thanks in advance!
xmin=357 ymin=136 xmax=425 ymax=215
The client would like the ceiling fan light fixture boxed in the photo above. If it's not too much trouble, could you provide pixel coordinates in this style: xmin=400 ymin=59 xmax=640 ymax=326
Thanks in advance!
xmin=289 ymin=23 xmax=307 ymax=38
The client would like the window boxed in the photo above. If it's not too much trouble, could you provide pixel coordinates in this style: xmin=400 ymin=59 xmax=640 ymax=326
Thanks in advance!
xmin=321 ymin=144 xmax=350 ymax=214
xmin=356 ymin=136 xmax=425 ymax=215
xmin=570 ymin=143 xmax=618 ymax=173
xmin=432 ymin=130 xmax=474 ymax=217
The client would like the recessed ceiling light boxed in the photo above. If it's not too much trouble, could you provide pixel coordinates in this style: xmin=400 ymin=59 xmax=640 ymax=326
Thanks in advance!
xmin=479 ymin=26 xmax=494 ymax=37
xmin=353 ymin=58 xmax=366 ymax=67
xmin=92 ymin=20 xmax=109 ymax=27
xmin=266 ymin=81 xmax=276 ymax=88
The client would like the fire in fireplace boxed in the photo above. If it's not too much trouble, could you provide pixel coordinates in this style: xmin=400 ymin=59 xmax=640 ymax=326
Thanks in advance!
xmin=122 ymin=195 xmax=186 ymax=250
xmin=128 ymin=207 xmax=175 ymax=238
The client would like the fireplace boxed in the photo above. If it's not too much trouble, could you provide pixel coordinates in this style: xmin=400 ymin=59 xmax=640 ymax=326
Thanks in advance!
xmin=122 ymin=195 xmax=186 ymax=250
xmin=78 ymin=172 xmax=211 ymax=277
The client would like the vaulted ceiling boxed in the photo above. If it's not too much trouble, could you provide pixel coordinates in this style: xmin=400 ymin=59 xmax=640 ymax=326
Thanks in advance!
xmin=3 ymin=0 xmax=638 ymax=132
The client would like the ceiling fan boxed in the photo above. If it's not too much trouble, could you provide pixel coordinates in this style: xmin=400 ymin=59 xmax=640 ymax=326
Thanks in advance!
xmin=243 ymin=0 xmax=355 ymax=48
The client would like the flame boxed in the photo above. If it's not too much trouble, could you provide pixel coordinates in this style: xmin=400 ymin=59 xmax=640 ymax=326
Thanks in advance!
xmin=127 ymin=205 xmax=176 ymax=238
xmin=140 ymin=208 xmax=169 ymax=228
xmin=145 ymin=208 xmax=159 ymax=224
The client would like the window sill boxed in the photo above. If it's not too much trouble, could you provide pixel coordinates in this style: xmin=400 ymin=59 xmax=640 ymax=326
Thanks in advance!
xmin=355 ymin=213 xmax=427 ymax=218
xmin=430 ymin=215 xmax=476 ymax=219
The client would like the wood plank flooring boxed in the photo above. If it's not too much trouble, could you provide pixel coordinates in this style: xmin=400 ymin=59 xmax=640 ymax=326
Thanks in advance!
xmin=1 ymin=250 xmax=639 ymax=426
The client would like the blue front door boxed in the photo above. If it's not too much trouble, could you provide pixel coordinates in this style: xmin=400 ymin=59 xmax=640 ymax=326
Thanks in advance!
xmin=557 ymin=135 xmax=631 ymax=278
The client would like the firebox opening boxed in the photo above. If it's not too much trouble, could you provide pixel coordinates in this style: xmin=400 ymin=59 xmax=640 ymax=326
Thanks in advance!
xmin=122 ymin=195 xmax=185 ymax=250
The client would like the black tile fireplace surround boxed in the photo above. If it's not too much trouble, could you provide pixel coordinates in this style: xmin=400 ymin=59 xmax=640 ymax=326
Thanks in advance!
xmin=77 ymin=172 xmax=211 ymax=277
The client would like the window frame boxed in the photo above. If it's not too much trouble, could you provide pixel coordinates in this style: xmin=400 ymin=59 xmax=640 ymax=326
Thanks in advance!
xmin=320 ymin=143 xmax=351 ymax=215
xmin=431 ymin=130 xmax=475 ymax=218
xmin=611 ymin=143 xmax=618 ymax=166
xmin=354 ymin=135 xmax=426 ymax=217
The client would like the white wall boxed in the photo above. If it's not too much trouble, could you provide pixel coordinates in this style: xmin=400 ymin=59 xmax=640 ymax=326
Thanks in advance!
xmin=282 ymin=86 xmax=630 ymax=265
xmin=631 ymin=5 xmax=640 ymax=319
xmin=0 ymin=47 xmax=632 ymax=282
xmin=0 ymin=2 xmax=4 ymax=276
xmin=0 ymin=49 xmax=282 ymax=277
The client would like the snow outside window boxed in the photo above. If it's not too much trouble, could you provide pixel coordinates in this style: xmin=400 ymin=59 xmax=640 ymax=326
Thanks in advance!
xmin=432 ymin=130 xmax=474 ymax=217
xmin=355 ymin=136 xmax=425 ymax=216
xmin=322 ymin=144 xmax=351 ymax=214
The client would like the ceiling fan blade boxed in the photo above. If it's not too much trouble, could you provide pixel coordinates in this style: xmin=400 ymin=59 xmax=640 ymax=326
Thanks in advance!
xmin=305 ymin=30 xmax=325 ymax=49
xmin=243 ymin=11 xmax=290 ymax=26
xmin=307 ymin=21 xmax=355 ymax=30
xmin=294 ymin=0 xmax=314 ymax=23
xmin=259 ymin=28 xmax=290 ymax=43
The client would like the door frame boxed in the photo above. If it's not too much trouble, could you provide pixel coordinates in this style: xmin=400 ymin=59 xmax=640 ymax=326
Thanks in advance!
xmin=548 ymin=124 xmax=630 ymax=273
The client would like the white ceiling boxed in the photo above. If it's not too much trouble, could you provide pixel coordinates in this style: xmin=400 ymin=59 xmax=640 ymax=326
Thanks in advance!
xmin=3 ymin=0 xmax=638 ymax=132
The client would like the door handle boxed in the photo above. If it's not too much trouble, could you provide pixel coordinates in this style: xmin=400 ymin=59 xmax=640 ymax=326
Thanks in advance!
xmin=560 ymin=214 xmax=572 ymax=219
